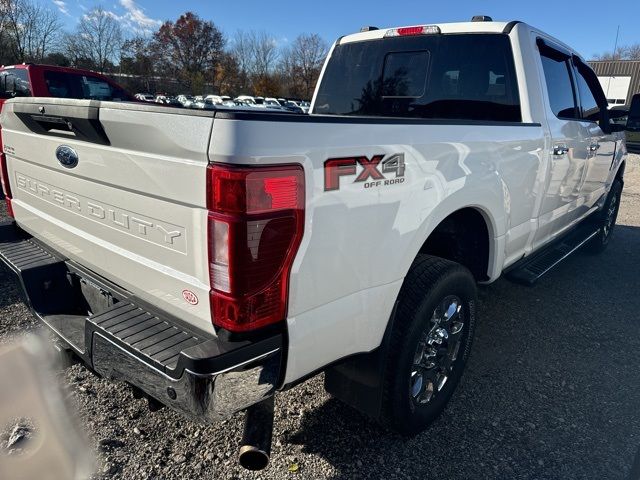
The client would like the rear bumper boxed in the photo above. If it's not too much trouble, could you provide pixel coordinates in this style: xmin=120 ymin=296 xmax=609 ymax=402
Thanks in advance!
xmin=0 ymin=219 xmax=283 ymax=422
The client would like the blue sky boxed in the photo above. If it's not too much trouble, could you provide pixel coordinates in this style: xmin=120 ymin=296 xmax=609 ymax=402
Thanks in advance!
xmin=42 ymin=0 xmax=640 ymax=60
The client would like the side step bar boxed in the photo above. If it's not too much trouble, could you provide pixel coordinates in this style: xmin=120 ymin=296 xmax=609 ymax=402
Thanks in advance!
xmin=506 ymin=223 xmax=600 ymax=286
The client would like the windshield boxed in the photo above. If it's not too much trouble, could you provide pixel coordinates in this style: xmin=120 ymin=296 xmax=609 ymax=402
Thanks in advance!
xmin=44 ymin=71 xmax=131 ymax=101
xmin=314 ymin=33 xmax=521 ymax=122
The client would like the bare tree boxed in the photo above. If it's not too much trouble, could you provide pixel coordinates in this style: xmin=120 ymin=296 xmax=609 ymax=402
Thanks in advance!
xmin=30 ymin=6 xmax=61 ymax=60
xmin=2 ymin=0 xmax=62 ymax=62
xmin=230 ymin=30 xmax=253 ymax=92
xmin=69 ymin=7 xmax=123 ymax=72
xmin=0 ymin=0 xmax=8 ymax=39
xmin=594 ymin=44 xmax=640 ymax=61
xmin=231 ymin=30 xmax=279 ymax=94
xmin=282 ymin=34 xmax=328 ymax=98
xmin=0 ymin=0 xmax=14 ymax=65
xmin=250 ymin=31 xmax=279 ymax=79
xmin=626 ymin=44 xmax=640 ymax=60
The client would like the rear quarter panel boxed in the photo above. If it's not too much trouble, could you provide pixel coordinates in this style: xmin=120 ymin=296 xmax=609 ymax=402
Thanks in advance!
xmin=210 ymin=116 xmax=545 ymax=382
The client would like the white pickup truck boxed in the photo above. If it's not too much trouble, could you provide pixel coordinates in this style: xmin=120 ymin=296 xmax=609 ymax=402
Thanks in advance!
xmin=0 ymin=18 xmax=632 ymax=470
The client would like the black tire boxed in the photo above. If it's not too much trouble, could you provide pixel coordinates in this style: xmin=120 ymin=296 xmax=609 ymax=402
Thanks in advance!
xmin=379 ymin=255 xmax=477 ymax=435
xmin=586 ymin=178 xmax=623 ymax=254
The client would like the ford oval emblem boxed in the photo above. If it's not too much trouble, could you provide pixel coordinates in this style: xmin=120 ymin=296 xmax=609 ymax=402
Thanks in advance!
xmin=182 ymin=290 xmax=199 ymax=305
xmin=55 ymin=145 xmax=78 ymax=168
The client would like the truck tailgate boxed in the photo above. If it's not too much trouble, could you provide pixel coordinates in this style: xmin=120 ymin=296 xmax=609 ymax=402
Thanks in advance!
xmin=0 ymin=99 xmax=214 ymax=332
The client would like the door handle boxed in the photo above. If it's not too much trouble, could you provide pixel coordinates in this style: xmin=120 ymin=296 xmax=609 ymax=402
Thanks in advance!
xmin=588 ymin=143 xmax=600 ymax=152
xmin=553 ymin=144 xmax=569 ymax=156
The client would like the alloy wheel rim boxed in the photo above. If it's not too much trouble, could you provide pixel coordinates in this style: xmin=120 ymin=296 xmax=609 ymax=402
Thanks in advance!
xmin=603 ymin=193 xmax=618 ymax=238
xmin=410 ymin=295 xmax=465 ymax=405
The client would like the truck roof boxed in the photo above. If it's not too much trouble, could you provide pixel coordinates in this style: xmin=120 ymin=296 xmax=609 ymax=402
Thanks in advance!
xmin=0 ymin=63 xmax=104 ymax=78
xmin=339 ymin=21 xmax=512 ymax=45
xmin=337 ymin=20 xmax=583 ymax=62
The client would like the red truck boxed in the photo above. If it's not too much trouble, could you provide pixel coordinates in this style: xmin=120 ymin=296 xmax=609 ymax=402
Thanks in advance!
xmin=0 ymin=64 xmax=134 ymax=215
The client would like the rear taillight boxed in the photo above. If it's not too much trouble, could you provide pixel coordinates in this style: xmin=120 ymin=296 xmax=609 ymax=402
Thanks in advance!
xmin=207 ymin=163 xmax=305 ymax=333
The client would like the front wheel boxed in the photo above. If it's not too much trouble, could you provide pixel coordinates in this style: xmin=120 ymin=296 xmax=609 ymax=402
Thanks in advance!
xmin=587 ymin=178 xmax=623 ymax=254
xmin=379 ymin=255 xmax=477 ymax=435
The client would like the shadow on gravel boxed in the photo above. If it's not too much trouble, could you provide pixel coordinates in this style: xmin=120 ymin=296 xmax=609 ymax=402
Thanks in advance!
xmin=0 ymin=264 xmax=23 ymax=310
xmin=287 ymin=397 xmax=405 ymax=471
xmin=289 ymin=225 xmax=640 ymax=480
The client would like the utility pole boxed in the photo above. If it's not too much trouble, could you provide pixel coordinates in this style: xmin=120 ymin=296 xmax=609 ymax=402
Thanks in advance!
xmin=606 ymin=25 xmax=620 ymax=99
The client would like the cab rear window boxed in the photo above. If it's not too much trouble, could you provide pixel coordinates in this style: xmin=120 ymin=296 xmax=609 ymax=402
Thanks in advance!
xmin=44 ymin=71 xmax=130 ymax=101
xmin=314 ymin=33 xmax=521 ymax=122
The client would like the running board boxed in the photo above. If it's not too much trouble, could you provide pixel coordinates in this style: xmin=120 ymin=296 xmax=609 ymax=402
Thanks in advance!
xmin=506 ymin=224 xmax=600 ymax=286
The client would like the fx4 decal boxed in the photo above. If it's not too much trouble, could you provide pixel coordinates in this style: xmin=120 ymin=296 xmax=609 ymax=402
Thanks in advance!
xmin=324 ymin=153 xmax=406 ymax=191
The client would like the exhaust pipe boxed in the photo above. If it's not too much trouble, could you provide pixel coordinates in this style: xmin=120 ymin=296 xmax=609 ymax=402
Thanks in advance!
xmin=238 ymin=396 xmax=275 ymax=471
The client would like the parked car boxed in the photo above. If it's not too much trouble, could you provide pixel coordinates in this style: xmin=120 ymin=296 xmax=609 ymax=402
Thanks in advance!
xmin=235 ymin=95 xmax=256 ymax=105
xmin=281 ymin=100 xmax=304 ymax=114
xmin=263 ymin=97 xmax=281 ymax=107
xmin=160 ymin=96 xmax=183 ymax=108
xmin=298 ymin=101 xmax=311 ymax=113
xmin=205 ymin=95 xmax=224 ymax=105
xmin=0 ymin=18 xmax=632 ymax=472
xmin=0 ymin=63 xmax=133 ymax=204
xmin=0 ymin=64 xmax=133 ymax=105
xmin=609 ymin=105 xmax=629 ymax=125
xmin=193 ymin=98 xmax=216 ymax=110
xmin=176 ymin=94 xmax=194 ymax=107
xmin=626 ymin=95 xmax=640 ymax=153
xmin=135 ymin=93 xmax=155 ymax=102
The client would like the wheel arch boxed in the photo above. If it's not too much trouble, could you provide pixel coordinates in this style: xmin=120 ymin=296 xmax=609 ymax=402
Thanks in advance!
xmin=615 ymin=160 xmax=625 ymax=182
xmin=399 ymin=200 xmax=503 ymax=284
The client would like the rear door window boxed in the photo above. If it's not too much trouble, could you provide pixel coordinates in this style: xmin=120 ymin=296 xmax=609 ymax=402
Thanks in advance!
xmin=314 ymin=33 xmax=521 ymax=122
xmin=575 ymin=70 xmax=599 ymax=121
xmin=539 ymin=51 xmax=579 ymax=120
xmin=573 ymin=62 xmax=605 ymax=123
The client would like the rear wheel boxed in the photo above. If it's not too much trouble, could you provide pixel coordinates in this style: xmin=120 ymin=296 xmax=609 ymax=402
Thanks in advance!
xmin=379 ymin=255 xmax=477 ymax=435
xmin=587 ymin=178 xmax=622 ymax=254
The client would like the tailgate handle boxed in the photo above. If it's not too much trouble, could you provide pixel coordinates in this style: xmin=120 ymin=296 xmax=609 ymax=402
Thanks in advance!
xmin=12 ymin=103 xmax=110 ymax=145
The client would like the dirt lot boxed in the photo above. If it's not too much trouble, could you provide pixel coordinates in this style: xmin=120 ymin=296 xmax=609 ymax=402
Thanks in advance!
xmin=1 ymin=155 xmax=640 ymax=480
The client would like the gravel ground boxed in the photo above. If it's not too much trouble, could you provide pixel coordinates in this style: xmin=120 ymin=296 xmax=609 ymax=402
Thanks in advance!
xmin=1 ymin=155 xmax=640 ymax=479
